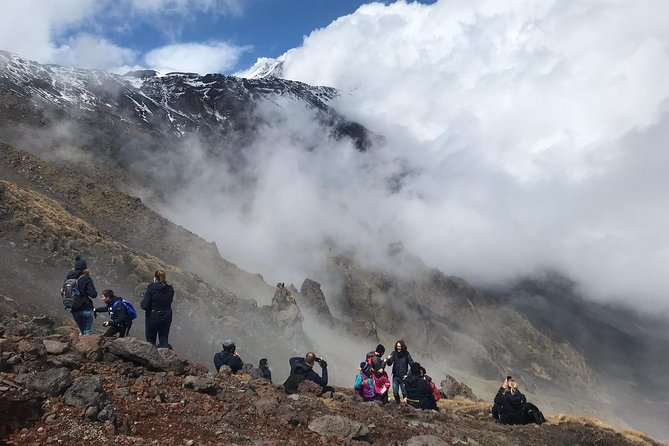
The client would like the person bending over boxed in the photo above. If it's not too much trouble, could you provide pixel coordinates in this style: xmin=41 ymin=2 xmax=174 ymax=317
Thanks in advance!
xmin=214 ymin=339 xmax=244 ymax=373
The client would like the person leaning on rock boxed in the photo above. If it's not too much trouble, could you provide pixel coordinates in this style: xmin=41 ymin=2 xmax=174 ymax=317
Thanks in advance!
xmin=284 ymin=352 xmax=333 ymax=395
xmin=94 ymin=289 xmax=132 ymax=338
xmin=214 ymin=339 xmax=244 ymax=373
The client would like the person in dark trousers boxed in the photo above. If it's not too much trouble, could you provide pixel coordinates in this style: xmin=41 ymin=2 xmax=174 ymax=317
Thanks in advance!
xmin=65 ymin=256 xmax=98 ymax=335
xmin=94 ymin=289 xmax=132 ymax=338
xmin=365 ymin=343 xmax=386 ymax=372
xmin=385 ymin=339 xmax=414 ymax=404
xmin=492 ymin=377 xmax=526 ymax=424
xmin=140 ymin=270 xmax=175 ymax=349
xmin=213 ymin=339 xmax=244 ymax=373
xmin=284 ymin=352 xmax=334 ymax=394
xmin=259 ymin=358 xmax=272 ymax=383
xmin=404 ymin=362 xmax=436 ymax=410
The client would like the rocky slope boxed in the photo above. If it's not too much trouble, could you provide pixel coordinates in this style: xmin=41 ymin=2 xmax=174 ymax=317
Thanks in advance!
xmin=0 ymin=297 xmax=663 ymax=446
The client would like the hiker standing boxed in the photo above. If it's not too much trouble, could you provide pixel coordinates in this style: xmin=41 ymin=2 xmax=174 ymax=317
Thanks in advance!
xmin=385 ymin=339 xmax=414 ymax=404
xmin=94 ymin=289 xmax=133 ymax=338
xmin=492 ymin=377 xmax=526 ymax=424
xmin=365 ymin=343 xmax=386 ymax=372
xmin=64 ymin=256 xmax=98 ymax=335
xmin=213 ymin=339 xmax=244 ymax=373
xmin=140 ymin=270 xmax=174 ymax=349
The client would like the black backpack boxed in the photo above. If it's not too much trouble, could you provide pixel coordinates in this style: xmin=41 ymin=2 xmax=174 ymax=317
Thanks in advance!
xmin=61 ymin=277 xmax=80 ymax=310
xmin=523 ymin=402 xmax=546 ymax=425
xmin=283 ymin=373 xmax=305 ymax=394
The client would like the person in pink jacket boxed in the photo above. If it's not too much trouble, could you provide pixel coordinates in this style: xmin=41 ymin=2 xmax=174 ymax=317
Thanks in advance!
xmin=373 ymin=366 xmax=391 ymax=405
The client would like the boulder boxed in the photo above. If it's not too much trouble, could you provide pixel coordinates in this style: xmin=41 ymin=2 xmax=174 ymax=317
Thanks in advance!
xmin=405 ymin=435 xmax=449 ymax=446
xmin=308 ymin=415 xmax=369 ymax=439
xmin=72 ymin=334 xmax=104 ymax=361
xmin=107 ymin=337 xmax=186 ymax=374
xmin=43 ymin=339 xmax=68 ymax=355
xmin=182 ymin=375 xmax=220 ymax=395
xmin=63 ymin=376 xmax=107 ymax=409
xmin=27 ymin=367 xmax=73 ymax=396
xmin=297 ymin=379 xmax=322 ymax=395
xmin=439 ymin=375 xmax=478 ymax=400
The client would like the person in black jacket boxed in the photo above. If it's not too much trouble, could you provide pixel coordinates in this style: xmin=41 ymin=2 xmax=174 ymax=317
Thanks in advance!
xmin=94 ymin=289 xmax=132 ymax=338
xmin=365 ymin=343 xmax=386 ymax=372
xmin=259 ymin=358 xmax=272 ymax=383
xmin=284 ymin=352 xmax=333 ymax=394
xmin=140 ymin=270 xmax=175 ymax=349
xmin=385 ymin=339 xmax=414 ymax=404
xmin=213 ymin=339 xmax=244 ymax=373
xmin=65 ymin=256 xmax=98 ymax=335
xmin=492 ymin=377 xmax=527 ymax=424
xmin=404 ymin=362 xmax=436 ymax=410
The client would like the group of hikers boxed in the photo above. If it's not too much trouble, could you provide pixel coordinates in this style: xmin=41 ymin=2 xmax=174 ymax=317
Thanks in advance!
xmin=61 ymin=256 xmax=543 ymax=426
xmin=61 ymin=256 xmax=175 ymax=348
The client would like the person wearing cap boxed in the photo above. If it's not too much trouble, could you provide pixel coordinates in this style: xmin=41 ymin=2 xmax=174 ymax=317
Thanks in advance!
xmin=354 ymin=361 xmax=376 ymax=402
xmin=403 ymin=362 xmax=436 ymax=410
xmin=214 ymin=339 xmax=244 ymax=373
xmin=64 ymin=255 xmax=98 ymax=335
xmin=259 ymin=358 xmax=272 ymax=383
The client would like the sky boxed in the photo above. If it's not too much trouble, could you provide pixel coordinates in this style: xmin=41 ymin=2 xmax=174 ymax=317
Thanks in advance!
xmin=0 ymin=0 xmax=434 ymax=74
xmin=2 ymin=0 xmax=669 ymax=311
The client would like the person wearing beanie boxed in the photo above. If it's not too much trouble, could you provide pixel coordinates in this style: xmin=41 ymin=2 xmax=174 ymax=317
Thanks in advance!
xmin=63 ymin=255 xmax=98 ymax=335
xmin=259 ymin=358 xmax=272 ymax=383
xmin=213 ymin=339 xmax=244 ymax=373
xmin=385 ymin=339 xmax=414 ymax=404
xmin=404 ymin=362 xmax=435 ymax=410
xmin=354 ymin=361 xmax=376 ymax=402
xmin=365 ymin=343 xmax=386 ymax=372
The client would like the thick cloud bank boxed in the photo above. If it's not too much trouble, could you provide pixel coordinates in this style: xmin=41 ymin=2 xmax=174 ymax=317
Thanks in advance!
xmin=224 ymin=0 xmax=669 ymax=308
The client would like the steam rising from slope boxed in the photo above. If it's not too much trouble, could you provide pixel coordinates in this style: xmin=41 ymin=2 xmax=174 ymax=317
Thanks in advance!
xmin=200 ymin=0 xmax=669 ymax=309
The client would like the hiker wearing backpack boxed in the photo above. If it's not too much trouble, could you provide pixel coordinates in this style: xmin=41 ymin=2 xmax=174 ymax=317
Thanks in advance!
xmin=283 ymin=352 xmax=333 ymax=394
xmin=385 ymin=339 xmax=414 ymax=404
xmin=365 ymin=343 xmax=386 ymax=372
xmin=140 ymin=270 xmax=175 ymax=349
xmin=425 ymin=375 xmax=441 ymax=409
xmin=94 ymin=289 xmax=136 ymax=338
xmin=354 ymin=361 xmax=376 ymax=402
xmin=404 ymin=362 xmax=436 ymax=410
xmin=213 ymin=339 xmax=244 ymax=373
xmin=492 ymin=377 xmax=527 ymax=424
xmin=62 ymin=256 xmax=98 ymax=335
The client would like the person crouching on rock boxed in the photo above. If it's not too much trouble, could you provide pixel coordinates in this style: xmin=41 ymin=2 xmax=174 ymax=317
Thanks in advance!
xmin=284 ymin=352 xmax=333 ymax=395
xmin=94 ymin=289 xmax=132 ymax=338
xmin=373 ymin=365 xmax=391 ymax=405
xmin=354 ymin=361 xmax=376 ymax=402
xmin=214 ymin=339 xmax=244 ymax=373
xmin=140 ymin=270 xmax=174 ymax=349
xmin=492 ymin=377 xmax=526 ymax=424
xmin=404 ymin=362 xmax=436 ymax=410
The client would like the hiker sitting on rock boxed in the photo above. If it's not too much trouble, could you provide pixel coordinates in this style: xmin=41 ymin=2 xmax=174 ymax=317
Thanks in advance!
xmin=404 ymin=362 xmax=436 ymax=410
xmin=94 ymin=289 xmax=133 ymax=338
xmin=214 ymin=339 xmax=244 ymax=373
xmin=492 ymin=377 xmax=526 ymax=424
xmin=259 ymin=358 xmax=272 ymax=383
xmin=354 ymin=361 xmax=376 ymax=402
xmin=284 ymin=352 xmax=333 ymax=394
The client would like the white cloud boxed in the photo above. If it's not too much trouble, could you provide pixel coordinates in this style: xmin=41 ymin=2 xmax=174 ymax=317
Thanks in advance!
xmin=145 ymin=41 xmax=250 ymax=74
xmin=123 ymin=0 xmax=243 ymax=16
xmin=52 ymin=34 xmax=137 ymax=71
xmin=209 ymin=0 xmax=669 ymax=308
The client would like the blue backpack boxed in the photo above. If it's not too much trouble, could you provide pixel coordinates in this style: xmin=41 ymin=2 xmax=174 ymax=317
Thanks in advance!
xmin=113 ymin=300 xmax=138 ymax=320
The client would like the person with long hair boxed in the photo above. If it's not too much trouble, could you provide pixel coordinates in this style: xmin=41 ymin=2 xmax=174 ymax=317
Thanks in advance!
xmin=64 ymin=256 xmax=98 ymax=335
xmin=492 ymin=377 xmax=527 ymax=424
xmin=385 ymin=339 xmax=414 ymax=404
xmin=140 ymin=270 xmax=175 ymax=348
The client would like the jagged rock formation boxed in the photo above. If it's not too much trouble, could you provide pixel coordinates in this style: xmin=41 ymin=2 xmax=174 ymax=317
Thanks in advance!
xmin=298 ymin=279 xmax=334 ymax=326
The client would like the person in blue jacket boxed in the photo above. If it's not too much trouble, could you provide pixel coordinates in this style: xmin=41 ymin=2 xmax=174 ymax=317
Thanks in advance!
xmin=94 ymin=289 xmax=132 ymax=338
